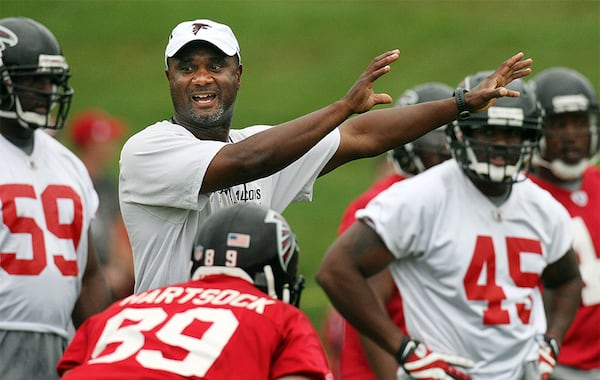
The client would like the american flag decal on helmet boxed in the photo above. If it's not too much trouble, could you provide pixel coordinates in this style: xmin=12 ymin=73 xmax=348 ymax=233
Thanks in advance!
xmin=265 ymin=210 xmax=296 ymax=269
xmin=227 ymin=233 xmax=251 ymax=248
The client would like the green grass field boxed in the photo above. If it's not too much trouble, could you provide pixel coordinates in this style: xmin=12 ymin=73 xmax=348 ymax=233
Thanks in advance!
xmin=5 ymin=0 xmax=599 ymax=329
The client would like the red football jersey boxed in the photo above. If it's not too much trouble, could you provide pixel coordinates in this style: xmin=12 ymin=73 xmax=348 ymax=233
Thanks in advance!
xmin=529 ymin=166 xmax=600 ymax=370
xmin=335 ymin=174 xmax=406 ymax=379
xmin=338 ymin=174 xmax=404 ymax=234
xmin=58 ymin=275 xmax=333 ymax=379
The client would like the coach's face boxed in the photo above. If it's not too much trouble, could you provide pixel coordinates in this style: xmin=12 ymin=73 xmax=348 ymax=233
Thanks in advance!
xmin=166 ymin=41 xmax=242 ymax=137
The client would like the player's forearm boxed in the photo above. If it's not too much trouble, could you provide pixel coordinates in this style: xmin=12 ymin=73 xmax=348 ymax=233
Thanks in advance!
xmin=316 ymin=254 xmax=403 ymax=355
xmin=318 ymin=271 xmax=403 ymax=356
xmin=360 ymin=334 xmax=399 ymax=380
xmin=543 ymin=276 xmax=583 ymax=344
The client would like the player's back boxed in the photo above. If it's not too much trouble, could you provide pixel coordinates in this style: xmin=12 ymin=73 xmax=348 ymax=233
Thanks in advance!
xmin=58 ymin=274 xmax=331 ymax=379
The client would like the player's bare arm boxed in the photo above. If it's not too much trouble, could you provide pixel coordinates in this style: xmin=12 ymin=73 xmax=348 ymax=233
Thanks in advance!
xmin=321 ymin=52 xmax=533 ymax=174
xmin=201 ymin=50 xmax=399 ymax=193
xmin=316 ymin=220 xmax=403 ymax=355
xmin=360 ymin=269 xmax=399 ymax=380
xmin=72 ymin=230 xmax=112 ymax=328
xmin=540 ymin=248 xmax=583 ymax=345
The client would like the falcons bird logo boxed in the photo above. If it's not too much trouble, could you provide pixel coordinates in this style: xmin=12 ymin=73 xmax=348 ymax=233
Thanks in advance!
xmin=192 ymin=23 xmax=211 ymax=35
xmin=0 ymin=25 xmax=18 ymax=56
xmin=265 ymin=210 xmax=297 ymax=270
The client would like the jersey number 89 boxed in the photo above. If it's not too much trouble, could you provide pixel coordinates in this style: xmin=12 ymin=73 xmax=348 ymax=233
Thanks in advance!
xmin=89 ymin=307 xmax=239 ymax=376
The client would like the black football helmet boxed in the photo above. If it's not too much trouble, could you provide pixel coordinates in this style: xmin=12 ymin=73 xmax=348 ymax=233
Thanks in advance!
xmin=531 ymin=67 xmax=599 ymax=180
xmin=0 ymin=17 xmax=73 ymax=129
xmin=447 ymin=71 xmax=543 ymax=183
xmin=389 ymin=82 xmax=454 ymax=175
xmin=191 ymin=204 xmax=304 ymax=307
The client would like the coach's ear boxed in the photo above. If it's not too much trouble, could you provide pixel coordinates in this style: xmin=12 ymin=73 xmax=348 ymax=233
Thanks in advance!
xmin=235 ymin=63 xmax=243 ymax=89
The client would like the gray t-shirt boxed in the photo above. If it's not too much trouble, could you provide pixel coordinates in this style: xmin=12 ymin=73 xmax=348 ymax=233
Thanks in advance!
xmin=119 ymin=121 xmax=340 ymax=291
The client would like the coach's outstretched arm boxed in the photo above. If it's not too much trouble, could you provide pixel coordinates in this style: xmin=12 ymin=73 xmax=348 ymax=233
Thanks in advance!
xmin=322 ymin=52 xmax=532 ymax=174
xmin=202 ymin=49 xmax=399 ymax=193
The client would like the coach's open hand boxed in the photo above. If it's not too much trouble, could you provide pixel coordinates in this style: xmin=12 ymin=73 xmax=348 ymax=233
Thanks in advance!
xmin=341 ymin=49 xmax=400 ymax=115
xmin=465 ymin=52 xmax=533 ymax=113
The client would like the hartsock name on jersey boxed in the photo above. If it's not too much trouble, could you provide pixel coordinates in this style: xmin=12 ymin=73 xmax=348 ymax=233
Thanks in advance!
xmin=119 ymin=286 xmax=276 ymax=314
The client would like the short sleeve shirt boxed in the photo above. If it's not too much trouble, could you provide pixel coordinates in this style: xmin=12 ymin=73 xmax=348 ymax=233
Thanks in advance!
xmin=119 ymin=121 xmax=340 ymax=291
xmin=356 ymin=160 xmax=572 ymax=379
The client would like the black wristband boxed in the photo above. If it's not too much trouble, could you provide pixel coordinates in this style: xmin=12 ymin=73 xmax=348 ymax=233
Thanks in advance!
xmin=394 ymin=336 xmax=419 ymax=364
xmin=454 ymin=87 xmax=470 ymax=120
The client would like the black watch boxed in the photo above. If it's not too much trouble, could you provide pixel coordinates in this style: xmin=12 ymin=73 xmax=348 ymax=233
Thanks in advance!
xmin=454 ymin=87 xmax=470 ymax=120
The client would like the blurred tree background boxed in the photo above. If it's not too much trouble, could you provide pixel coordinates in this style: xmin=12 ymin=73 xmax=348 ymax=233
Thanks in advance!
xmin=5 ymin=0 xmax=598 ymax=330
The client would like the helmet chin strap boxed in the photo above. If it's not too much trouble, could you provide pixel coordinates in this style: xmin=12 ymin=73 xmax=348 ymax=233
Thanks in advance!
xmin=262 ymin=265 xmax=278 ymax=300
xmin=532 ymin=155 xmax=588 ymax=181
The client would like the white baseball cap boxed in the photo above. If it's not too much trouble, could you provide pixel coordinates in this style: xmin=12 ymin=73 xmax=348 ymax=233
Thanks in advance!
xmin=165 ymin=19 xmax=241 ymax=67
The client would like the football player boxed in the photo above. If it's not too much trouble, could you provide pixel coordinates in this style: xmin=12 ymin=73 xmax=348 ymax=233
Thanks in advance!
xmin=58 ymin=203 xmax=333 ymax=379
xmin=317 ymin=73 xmax=583 ymax=380
xmin=529 ymin=67 xmax=600 ymax=380
xmin=0 ymin=17 xmax=110 ymax=380
xmin=325 ymin=82 xmax=453 ymax=380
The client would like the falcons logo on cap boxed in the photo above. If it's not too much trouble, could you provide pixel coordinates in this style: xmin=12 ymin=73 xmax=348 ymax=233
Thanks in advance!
xmin=0 ymin=25 xmax=18 ymax=55
xmin=192 ymin=23 xmax=211 ymax=35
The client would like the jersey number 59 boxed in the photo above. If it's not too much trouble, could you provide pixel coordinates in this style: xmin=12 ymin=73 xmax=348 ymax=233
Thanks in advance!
xmin=0 ymin=183 xmax=83 ymax=276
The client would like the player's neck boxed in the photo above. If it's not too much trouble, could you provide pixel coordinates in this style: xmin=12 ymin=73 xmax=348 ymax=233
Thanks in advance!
xmin=1 ymin=129 xmax=34 ymax=154
xmin=470 ymin=175 xmax=512 ymax=201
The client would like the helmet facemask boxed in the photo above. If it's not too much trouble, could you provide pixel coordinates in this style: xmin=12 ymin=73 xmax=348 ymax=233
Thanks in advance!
xmin=0 ymin=18 xmax=74 ymax=130
xmin=449 ymin=74 xmax=543 ymax=184
xmin=254 ymin=262 xmax=305 ymax=307
xmin=0 ymin=54 xmax=73 ymax=130
xmin=449 ymin=123 xmax=539 ymax=183
xmin=531 ymin=67 xmax=600 ymax=180
xmin=534 ymin=108 xmax=600 ymax=181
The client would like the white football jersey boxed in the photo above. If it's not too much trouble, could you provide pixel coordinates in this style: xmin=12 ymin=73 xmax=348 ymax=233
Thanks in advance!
xmin=0 ymin=130 xmax=98 ymax=338
xmin=119 ymin=121 xmax=340 ymax=292
xmin=356 ymin=160 xmax=572 ymax=380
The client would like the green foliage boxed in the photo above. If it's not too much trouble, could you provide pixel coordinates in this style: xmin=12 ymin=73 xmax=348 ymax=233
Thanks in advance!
xmin=5 ymin=0 xmax=598 ymax=329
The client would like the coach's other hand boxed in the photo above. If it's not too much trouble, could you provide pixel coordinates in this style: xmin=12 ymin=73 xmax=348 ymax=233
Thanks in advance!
xmin=465 ymin=51 xmax=533 ymax=113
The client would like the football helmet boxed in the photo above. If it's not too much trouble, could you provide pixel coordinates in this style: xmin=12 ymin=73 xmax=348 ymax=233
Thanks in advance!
xmin=531 ymin=67 xmax=599 ymax=180
xmin=389 ymin=82 xmax=453 ymax=175
xmin=447 ymin=71 xmax=543 ymax=183
xmin=0 ymin=17 xmax=73 ymax=129
xmin=191 ymin=204 xmax=304 ymax=307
